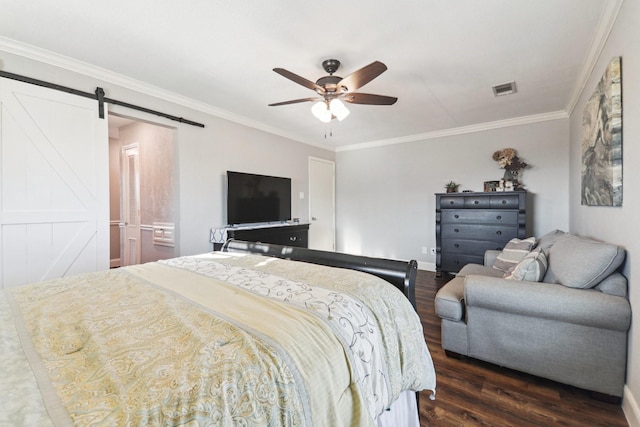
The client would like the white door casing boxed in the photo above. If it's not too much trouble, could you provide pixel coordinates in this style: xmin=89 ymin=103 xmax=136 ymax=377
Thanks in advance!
xmin=0 ymin=78 xmax=109 ymax=288
xmin=308 ymin=157 xmax=335 ymax=251
xmin=121 ymin=143 xmax=141 ymax=266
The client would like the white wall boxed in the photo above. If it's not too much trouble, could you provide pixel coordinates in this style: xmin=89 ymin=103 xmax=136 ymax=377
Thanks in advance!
xmin=176 ymin=116 xmax=334 ymax=255
xmin=336 ymin=118 xmax=570 ymax=267
xmin=568 ymin=0 xmax=639 ymax=423
xmin=0 ymin=50 xmax=336 ymax=257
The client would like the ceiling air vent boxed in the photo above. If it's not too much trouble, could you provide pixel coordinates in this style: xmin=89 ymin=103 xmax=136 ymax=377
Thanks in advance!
xmin=492 ymin=81 xmax=517 ymax=96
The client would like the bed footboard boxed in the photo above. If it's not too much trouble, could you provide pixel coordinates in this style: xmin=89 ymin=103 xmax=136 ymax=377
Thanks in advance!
xmin=221 ymin=239 xmax=418 ymax=310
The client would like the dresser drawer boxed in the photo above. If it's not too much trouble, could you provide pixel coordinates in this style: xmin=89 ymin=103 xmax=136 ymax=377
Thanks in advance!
xmin=441 ymin=238 xmax=508 ymax=254
xmin=279 ymin=230 xmax=307 ymax=247
xmin=441 ymin=254 xmax=485 ymax=273
xmin=228 ymin=224 xmax=309 ymax=248
xmin=464 ymin=196 xmax=492 ymax=208
xmin=439 ymin=196 xmax=465 ymax=208
xmin=441 ymin=210 xmax=518 ymax=225
xmin=490 ymin=194 xmax=522 ymax=209
xmin=441 ymin=224 xmax=517 ymax=242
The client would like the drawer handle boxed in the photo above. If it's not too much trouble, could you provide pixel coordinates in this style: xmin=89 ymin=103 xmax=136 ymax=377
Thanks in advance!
xmin=454 ymin=214 xmax=459 ymax=219
xmin=454 ymin=243 xmax=459 ymax=248
xmin=496 ymin=231 xmax=502 ymax=235
xmin=290 ymin=236 xmax=297 ymax=241
xmin=449 ymin=201 xmax=455 ymax=205
xmin=454 ymin=228 xmax=459 ymax=233
xmin=474 ymin=200 xmax=479 ymax=204
xmin=496 ymin=215 xmax=502 ymax=220
xmin=501 ymin=200 xmax=507 ymax=204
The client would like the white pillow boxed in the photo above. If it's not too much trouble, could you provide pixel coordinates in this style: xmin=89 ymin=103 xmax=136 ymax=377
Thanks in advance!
xmin=492 ymin=237 xmax=536 ymax=272
xmin=504 ymin=249 xmax=548 ymax=281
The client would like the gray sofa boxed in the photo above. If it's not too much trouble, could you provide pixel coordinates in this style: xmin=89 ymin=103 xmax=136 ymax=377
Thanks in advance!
xmin=435 ymin=230 xmax=632 ymax=398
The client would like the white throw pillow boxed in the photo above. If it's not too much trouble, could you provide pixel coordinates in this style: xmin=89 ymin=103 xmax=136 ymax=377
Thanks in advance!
xmin=492 ymin=237 xmax=536 ymax=272
xmin=504 ymin=249 xmax=548 ymax=281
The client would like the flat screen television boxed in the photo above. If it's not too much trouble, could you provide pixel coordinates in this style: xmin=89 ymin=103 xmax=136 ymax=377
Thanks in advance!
xmin=226 ymin=171 xmax=292 ymax=225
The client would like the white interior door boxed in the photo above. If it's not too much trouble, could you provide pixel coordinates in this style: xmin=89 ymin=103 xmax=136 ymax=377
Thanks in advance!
xmin=121 ymin=144 xmax=141 ymax=266
xmin=0 ymin=78 xmax=109 ymax=288
xmin=308 ymin=157 xmax=335 ymax=251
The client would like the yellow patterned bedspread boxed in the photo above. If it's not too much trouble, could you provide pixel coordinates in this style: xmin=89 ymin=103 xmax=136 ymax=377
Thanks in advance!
xmin=1 ymin=252 xmax=435 ymax=426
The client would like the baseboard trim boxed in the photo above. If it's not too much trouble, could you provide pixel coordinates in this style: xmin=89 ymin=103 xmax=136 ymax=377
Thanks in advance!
xmin=110 ymin=258 xmax=121 ymax=269
xmin=417 ymin=261 xmax=436 ymax=272
xmin=623 ymin=385 xmax=640 ymax=427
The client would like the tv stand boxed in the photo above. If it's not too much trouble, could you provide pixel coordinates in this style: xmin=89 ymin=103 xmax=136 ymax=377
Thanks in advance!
xmin=212 ymin=223 xmax=309 ymax=250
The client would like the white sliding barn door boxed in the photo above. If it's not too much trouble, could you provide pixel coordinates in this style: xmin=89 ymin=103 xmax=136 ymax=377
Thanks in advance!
xmin=0 ymin=78 xmax=109 ymax=288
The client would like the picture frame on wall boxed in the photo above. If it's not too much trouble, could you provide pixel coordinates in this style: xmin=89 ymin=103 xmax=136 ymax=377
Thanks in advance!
xmin=581 ymin=56 xmax=623 ymax=206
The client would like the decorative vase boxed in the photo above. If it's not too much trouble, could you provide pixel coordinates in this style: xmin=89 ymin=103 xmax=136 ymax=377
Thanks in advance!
xmin=503 ymin=169 xmax=521 ymax=189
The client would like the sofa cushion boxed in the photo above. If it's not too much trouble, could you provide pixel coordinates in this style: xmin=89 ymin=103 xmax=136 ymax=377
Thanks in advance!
xmin=547 ymin=234 xmax=625 ymax=288
xmin=504 ymin=248 xmax=548 ymax=281
xmin=594 ymin=272 xmax=628 ymax=298
xmin=533 ymin=229 xmax=566 ymax=252
xmin=492 ymin=237 xmax=536 ymax=272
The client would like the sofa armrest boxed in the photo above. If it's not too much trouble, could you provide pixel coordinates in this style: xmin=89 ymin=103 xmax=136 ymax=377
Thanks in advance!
xmin=484 ymin=250 xmax=500 ymax=267
xmin=464 ymin=275 xmax=631 ymax=331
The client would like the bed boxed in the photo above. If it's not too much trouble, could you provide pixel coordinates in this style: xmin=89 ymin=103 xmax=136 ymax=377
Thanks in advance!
xmin=2 ymin=239 xmax=436 ymax=426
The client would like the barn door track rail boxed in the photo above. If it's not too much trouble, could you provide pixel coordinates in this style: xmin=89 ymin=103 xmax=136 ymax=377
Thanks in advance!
xmin=0 ymin=70 xmax=205 ymax=128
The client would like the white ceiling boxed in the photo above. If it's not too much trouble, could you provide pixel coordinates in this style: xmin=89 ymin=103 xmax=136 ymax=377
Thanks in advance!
xmin=0 ymin=1 xmax=621 ymax=150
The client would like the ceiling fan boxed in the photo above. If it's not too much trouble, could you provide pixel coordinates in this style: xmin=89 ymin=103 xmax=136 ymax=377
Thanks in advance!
xmin=268 ymin=59 xmax=398 ymax=122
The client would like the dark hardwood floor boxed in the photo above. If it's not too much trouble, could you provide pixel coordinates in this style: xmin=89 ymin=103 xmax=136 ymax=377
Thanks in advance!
xmin=415 ymin=270 xmax=628 ymax=427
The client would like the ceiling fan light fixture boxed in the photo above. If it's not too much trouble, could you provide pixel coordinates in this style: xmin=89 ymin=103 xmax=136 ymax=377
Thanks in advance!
xmin=311 ymin=101 xmax=332 ymax=123
xmin=271 ymin=59 xmax=395 ymax=122
xmin=329 ymin=98 xmax=350 ymax=121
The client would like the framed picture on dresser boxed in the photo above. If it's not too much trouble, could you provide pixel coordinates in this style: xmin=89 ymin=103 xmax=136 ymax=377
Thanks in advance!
xmin=484 ymin=180 xmax=499 ymax=192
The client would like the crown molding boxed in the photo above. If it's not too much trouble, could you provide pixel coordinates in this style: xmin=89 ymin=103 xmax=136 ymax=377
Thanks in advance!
xmin=0 ymin=36 xmax=586 ymax=154
xmin=336 ymin=110 xmax=568 ymax=152
xmin=0 ymin=37 xmax=323 ymax=147
xmin=565 ymin=0 xmax=624 ymax=115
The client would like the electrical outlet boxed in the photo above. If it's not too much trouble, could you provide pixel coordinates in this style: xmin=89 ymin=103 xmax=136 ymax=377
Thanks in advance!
xmin=430 ymin=248 xmax=436 ymax=255
xmin=421 ymin=246 xmax=428 ymax=254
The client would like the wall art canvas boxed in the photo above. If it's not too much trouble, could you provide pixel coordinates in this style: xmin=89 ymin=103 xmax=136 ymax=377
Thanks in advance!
xmin=581 ymin=56 xmax=622 ymax=206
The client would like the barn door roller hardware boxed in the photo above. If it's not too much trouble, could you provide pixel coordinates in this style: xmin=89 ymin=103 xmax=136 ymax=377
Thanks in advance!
xmin=0 ymin=70 xmax=205 ymax=128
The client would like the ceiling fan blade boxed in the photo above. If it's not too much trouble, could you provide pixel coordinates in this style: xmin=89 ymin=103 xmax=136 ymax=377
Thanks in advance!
xmin=344 ymin=93 xmax=398 ymax=105
xmin=273 ymin=68 xmax=324 ymax=93
xmin=268 ymin=97 xmax=321 ymax=106
xmin=338 ymin=61 xmax=388 ymax=92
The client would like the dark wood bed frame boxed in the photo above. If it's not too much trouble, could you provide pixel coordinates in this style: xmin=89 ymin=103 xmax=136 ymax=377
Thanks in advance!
xmin=221 ymin=239 xmax=418 ymax=310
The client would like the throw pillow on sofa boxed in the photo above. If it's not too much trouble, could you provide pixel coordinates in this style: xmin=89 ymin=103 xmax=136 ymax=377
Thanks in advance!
xmin=492 ymin=237 xmax=536 ymax=272
xmin=547 ymin=234 xmax=625 ymax=288
xmin=504 ymin=248 xmax=548 ymax=281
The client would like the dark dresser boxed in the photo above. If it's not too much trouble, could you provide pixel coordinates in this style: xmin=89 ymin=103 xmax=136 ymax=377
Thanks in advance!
xmin=226 ymin=223 xmax=309 ymax=248
xmin=435 ymin=191 xmax=527 ymax=276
